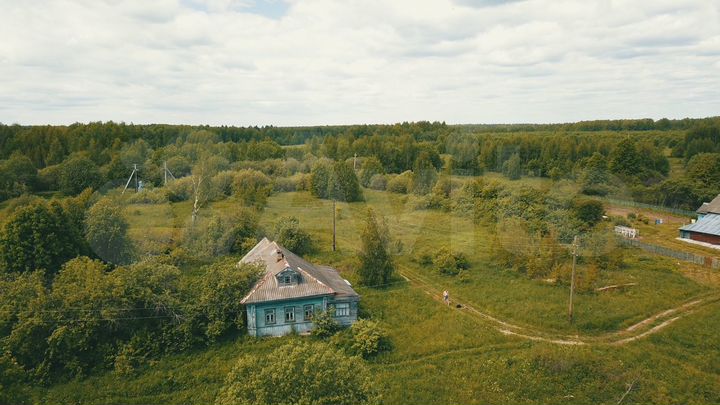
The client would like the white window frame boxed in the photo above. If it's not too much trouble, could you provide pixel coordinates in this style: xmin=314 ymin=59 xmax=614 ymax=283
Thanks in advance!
xmin=335 ymin=302 xmax=350 ymax=317
xmin=303 ymin=304 xmax=314 ymax=321
xmin=285 ymin=306 xmax=296 ymax=323
xmin=265 ymin=309 xmax=276 ymax=325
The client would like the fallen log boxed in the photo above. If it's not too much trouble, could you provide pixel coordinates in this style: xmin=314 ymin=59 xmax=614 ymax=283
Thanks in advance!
xmin=595 ymin=283 xmax=638 ymax=292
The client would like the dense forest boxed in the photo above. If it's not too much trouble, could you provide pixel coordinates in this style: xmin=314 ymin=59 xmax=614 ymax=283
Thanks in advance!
xmin=1 ymin=117 xmax=719 ymax=209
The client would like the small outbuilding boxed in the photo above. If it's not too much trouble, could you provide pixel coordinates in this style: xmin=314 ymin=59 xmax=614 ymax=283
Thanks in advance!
xmin=679 ymin=194 xmax=720 ymax=246
xmin=696 ymin=194 xmax=720 ymax=220
xmin=240 ymin=238 xmax=359 ymax=337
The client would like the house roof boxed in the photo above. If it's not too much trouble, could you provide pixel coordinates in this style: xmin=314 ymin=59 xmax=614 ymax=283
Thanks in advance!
xmin=239 ymin=238 xmax=359 ymax=304
xmin=680 ymin=213 xmax=720 ymax=237
xmin=697 ymin=194 xmax=720 ymax=215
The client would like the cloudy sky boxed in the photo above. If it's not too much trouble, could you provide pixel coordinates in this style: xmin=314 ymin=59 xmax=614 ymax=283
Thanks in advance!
xmin=1 ymin=0 xmax=718 ymax=126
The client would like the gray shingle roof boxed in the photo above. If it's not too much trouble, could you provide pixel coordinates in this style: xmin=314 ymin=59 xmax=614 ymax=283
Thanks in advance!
xmin=239 ymin=238 xmax=359 ymax=304
xmin=680 ymin=213 xmax=720 ymax=237
xmin=697 ymin=194 xmax=720 ymax=215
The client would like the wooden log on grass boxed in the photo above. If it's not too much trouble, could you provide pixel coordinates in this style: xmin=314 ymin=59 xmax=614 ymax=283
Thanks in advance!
xmin=595 ymin=283 xmax=638 ymax=292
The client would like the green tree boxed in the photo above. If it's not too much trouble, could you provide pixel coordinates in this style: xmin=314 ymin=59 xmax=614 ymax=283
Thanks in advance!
xmin=359 ymin=157 xmax=384 ymax=187
xmin=0 ymin=353 xmax=31 ymax=405
xmin=232 ymin=169 xmax=273 ymax=208
xmin=37 ymin=257 xmax=181 ymax=379
xmin=46 ymin=137 xmax=66 ymax=166
xmin=0 ymin=153 xmax=37 ymax=200
xmin=215 ymin=341 xmax=378 ymax=405
xmin=502 ymin=153 xmax=522 ymax=180
xmin=609 ymin=138 xmax=642 ymax=178
xmin=329 ymin=161 xmax=363 ymax=202
xmin=574 ymin=199 xmax=605 ymax=228
xmin=273 ymin=216 xmax=313 ymax=255
xmin=580 ymin=152 xmax=609 ymax=195
xmin=686 ymin=153 xmax=720 ymax=189
xmin=412 ymin=151 xmax=438 ymax=195
xmin=357 ymin=209 xmax=394 ymax=286
xmin=184 ymin=210 xmax=260 ymax=259
xmin=310 ymin=160 xmax=332 ymax=199
xmin=0 ymin=201 xmax=86 ymax=275
xmin=85 ymin=197 xmax=135 ymax=265
xmin=59 ymin=155 xmax=103 ymax=195
xmin=187 ymin=259 xmax=263 ymax=342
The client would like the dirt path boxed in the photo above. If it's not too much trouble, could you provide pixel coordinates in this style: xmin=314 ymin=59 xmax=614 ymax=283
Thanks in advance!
xmin=400 ymin=269 xmax=720 ymax=346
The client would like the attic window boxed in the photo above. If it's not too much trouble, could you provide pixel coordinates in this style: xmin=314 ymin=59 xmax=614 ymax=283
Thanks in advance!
xmin=278 ymin=268 xmax=298 ymax=286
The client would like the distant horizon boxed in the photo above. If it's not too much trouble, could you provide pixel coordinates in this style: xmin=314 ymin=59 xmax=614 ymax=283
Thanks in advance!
xmin=2 ymin=115 xmax=718 ymax=129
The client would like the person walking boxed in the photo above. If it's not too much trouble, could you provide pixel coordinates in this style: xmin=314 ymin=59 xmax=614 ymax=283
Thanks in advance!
xmin=443 ymin=290 xmax=450 ymax=305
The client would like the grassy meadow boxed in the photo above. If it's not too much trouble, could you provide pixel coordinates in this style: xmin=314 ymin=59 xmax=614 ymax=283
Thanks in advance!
xmin=32 ymin=185 xmax=720 ymax=404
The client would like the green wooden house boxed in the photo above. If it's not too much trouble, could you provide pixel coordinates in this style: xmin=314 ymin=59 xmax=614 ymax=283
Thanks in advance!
xmin=240 ymin=238 xmax=359 ymax=337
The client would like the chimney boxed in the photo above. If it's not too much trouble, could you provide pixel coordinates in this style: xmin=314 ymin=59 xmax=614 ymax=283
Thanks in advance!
xmin=276 ymin=249 xmax=284 ymax=262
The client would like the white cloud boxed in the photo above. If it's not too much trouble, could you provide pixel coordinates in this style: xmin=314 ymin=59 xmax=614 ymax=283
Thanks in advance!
xmin=0 ymin=0 xmax=718 ymax=125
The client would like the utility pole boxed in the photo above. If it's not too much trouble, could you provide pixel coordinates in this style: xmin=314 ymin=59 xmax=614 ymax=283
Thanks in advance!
xmin=568 ymin=235 xmax=579 ymax=323
xmin=162 ymin=161 xmax=176 ymax=186
xmin=121 ymin=164 xmax=138 ymax=195
xmin=164 ymin=161 xmax=168 ymax=186
xmin=134 ymin=163 xmax=139 ymax=192
xmin=353 ymin=153 xmax=358 ymax=171
xmin=332 ymin=197 xmax=336 ymax=252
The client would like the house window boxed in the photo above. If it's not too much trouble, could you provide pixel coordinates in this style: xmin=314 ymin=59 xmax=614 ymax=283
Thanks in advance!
xmin=303 ymin=304 xmax=314 ymax=321
xmin=265 ymin=309 xmax=276 ymax=325
xmin=335 ymin=303 xmax=350 ymax=317
xmin=283 ymin=275 xmax=292 ymax=284
xmin=285 ymin=306 xmax=295 ymax=322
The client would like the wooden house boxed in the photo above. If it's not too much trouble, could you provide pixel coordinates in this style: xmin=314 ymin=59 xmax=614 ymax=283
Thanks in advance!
xmin=679 ymin=194 xmax=720 ymax=246
xmin=695 ymin=194 xmax=720 ymax=220
xmin=239 ymin=238 xmax=359 ymax=337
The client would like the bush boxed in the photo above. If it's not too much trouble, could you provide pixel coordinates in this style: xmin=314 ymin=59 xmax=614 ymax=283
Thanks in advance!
xmin=126 ymin=187 xmax=168 ymax=204
xmin=431 ymin=247 xmax=469 ymax=276
xmin=345 ymin=319 xmax=391 ymax=359
xmin=232 ymin=169 xmax=273 ymax=208
xmin=311 ymin=309 xmax=342 ymax=339
xmin=433 ymin=247 xmax=460 ymax=276
xmin=165 ymin=176 xmax=194 ymax=202
xmin=215 ymin=341 xmax=378 ymax=405
xmin=611 ymin=216 xmax=630 ymax=227
xmin=211 ymin=170 xmax=237 ymax=198
xmin=414 ymin=247 xmax=434 ymax=266
xmin=273 ymin=216 xmax=314 ymax=255
xmin=274 ymin=176 xmax=298 ymax=192
xmin=359 ymin=157 xmax=384 ymax=187
xmin=184 ymin=210 xmax=260 ymax=259
xmin=368 ymin=174 xmax=387 ymax=190
xmin=386 ymin=171 xmax=413 ymax=194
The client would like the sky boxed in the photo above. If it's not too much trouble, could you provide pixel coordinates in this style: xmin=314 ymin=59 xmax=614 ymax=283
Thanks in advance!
xmin=0 ymin=0 xmax=719 ymax=126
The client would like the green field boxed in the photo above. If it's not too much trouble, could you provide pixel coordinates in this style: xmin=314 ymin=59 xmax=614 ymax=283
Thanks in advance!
xmin=34 ymin=188 xmax=720 ymax=404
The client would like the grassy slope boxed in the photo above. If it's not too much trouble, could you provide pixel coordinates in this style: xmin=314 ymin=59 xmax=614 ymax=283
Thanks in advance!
xmin=37 ymin=188 xmax=720 ymax=404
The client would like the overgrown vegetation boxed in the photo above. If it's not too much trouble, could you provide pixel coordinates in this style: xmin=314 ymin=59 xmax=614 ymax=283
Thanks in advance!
xmin=1 ymin=118 xmax=719 ymax=404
